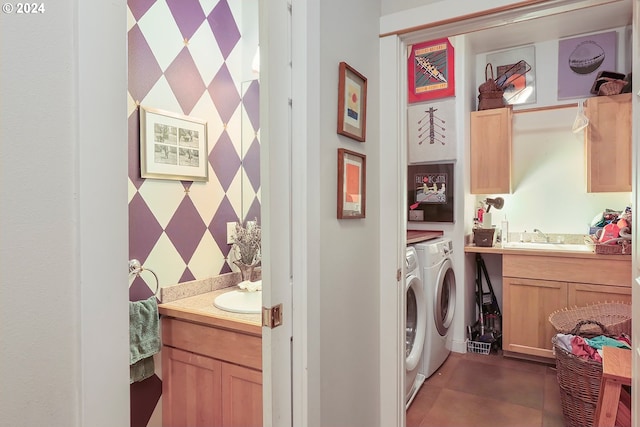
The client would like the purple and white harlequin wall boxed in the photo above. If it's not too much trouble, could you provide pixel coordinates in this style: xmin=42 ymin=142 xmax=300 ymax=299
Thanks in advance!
xmin=127 ymin=0 xmax=259 ymax=425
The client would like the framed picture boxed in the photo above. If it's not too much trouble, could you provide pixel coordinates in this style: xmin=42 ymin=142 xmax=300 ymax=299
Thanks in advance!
xmin=139 ymin=106 xmax=208 ymax=181
xmin=557 ymin=31 xmax=617 ymax=100
xmin=337 ymin=62 xmax=368 ymax=142
xmin=408 ymin=38 xmax=455 ymax=103
xmin=486 ymin=45 xmax=536 ymax=105
xmin=407 ymin=163 xmax=454 ymax=223
xmin=407 ymin=99 xmax=457 ymax=164
xmin=337 ymin=148 xmax=366 ymax=219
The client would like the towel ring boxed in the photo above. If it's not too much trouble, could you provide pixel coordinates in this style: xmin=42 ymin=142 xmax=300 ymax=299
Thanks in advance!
xmin=129 ymin=259 xmax=160 ymax=296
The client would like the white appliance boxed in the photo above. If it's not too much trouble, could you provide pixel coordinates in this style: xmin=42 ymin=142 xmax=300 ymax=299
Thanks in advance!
xmin=404 ymin=246 xmax=426 ymax=408
xmin=414 ymin=237 xmax=456 ymax=379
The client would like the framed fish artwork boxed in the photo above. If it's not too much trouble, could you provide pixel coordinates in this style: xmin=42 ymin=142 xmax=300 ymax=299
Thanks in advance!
xmin=408 ymin=38 xmax=455 ymax=103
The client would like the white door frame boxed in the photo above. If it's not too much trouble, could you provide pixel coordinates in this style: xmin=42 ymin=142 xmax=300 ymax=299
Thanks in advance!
xmin=260 ymin=1 xmax=294 ymax=426
xmin=379 ymin=33 xmax=408 ymax=427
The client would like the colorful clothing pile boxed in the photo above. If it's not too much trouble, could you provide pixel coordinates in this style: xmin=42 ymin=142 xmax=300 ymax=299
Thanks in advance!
xmin=554 ymin=333 xmax=631 ymax=363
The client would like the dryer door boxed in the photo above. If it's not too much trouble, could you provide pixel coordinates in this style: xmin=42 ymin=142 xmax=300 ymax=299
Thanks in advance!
xmin=434 ymin=258 xmax=456 ymax=337
xmin=406 ymin=274 xmax=426 ymax=371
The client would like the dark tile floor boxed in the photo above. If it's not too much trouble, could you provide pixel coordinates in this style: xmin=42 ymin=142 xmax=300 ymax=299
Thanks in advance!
xmin=407 ymin=351 xmax=566 ymax=427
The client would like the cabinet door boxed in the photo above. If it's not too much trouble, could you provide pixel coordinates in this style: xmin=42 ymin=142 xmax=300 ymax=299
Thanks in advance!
xmin=568 ymin=282 xmax=632 ymax=307
xmin=585 ymin=93 xmax=632 ymax=192
xmin=163 ymin=346 xmax=222 ymax=427
xmin=503 ymin=277 xmax=567 ymax=359
xmin=221 ymin=361 xmax=263 ymax=427
xmin=470 ymin=107 xmax=512 ymax=194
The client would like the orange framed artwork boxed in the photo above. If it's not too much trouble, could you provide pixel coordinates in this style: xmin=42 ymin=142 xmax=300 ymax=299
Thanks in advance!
xmin=337 ymin=62 xmax=367 ymax=142
xmin=337 ymin=148 xmax=366 ymax=219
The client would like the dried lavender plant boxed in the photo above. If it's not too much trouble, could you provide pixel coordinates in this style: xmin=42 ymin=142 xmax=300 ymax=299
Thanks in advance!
xmin=232 ymin=220 xmax=261 ymax=265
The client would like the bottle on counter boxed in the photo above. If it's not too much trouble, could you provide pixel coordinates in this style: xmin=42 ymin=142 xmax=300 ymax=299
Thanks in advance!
xmin=501 ymin=217 xmax=509 ymax=243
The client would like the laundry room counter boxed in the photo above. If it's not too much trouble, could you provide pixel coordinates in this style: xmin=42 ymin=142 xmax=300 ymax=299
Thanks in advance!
xmin=407 ymin=229 xmax=443 ymax=244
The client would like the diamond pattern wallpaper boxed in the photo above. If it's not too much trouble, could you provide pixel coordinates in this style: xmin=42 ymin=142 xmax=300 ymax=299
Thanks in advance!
xmin=127 ymin=1 xmax=259 ymax=425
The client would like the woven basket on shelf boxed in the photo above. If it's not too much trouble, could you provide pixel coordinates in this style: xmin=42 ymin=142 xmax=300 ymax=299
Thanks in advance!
xmin=477 ymin=63 xmax=505 ymax=111
xmin=549 ymin=302 xmax=632 ymax=337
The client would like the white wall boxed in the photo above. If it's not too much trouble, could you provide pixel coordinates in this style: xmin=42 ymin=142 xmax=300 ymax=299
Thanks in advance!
xmin=311 ymin=0 xmax=382 ymax=426
xmin=0 ymin=1 xmax=129 ymax=427
xmin=473 ymin=29 xmax=631 ymax=235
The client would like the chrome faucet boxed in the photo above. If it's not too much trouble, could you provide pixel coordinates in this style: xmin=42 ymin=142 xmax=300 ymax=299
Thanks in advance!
xmin=533 ymin=228 xmax=549 ymax=242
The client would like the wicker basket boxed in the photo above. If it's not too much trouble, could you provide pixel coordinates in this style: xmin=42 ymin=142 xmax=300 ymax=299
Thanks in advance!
xmin=478 ymin=63 xmax=505 ymax=111
xmin=550 ymin=305 xmax=632 ymax=427
xmin=552 ymin=333 xmax=603 ymax=427
xmin=549 ymin=302 xmax=632 ymax=337
xmin=594 ymin=241 xmax=631 ymax=255
xmin=588 ymin=235 xmax=632 ymax=255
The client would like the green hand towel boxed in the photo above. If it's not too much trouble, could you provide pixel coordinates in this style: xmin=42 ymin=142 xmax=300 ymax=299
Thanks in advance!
xmin=129 ymin=296 xmax=160 ymax=383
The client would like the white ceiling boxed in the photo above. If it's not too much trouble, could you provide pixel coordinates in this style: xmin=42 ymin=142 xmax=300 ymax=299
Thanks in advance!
xmin=401 ymin=0 xmax=633 ymax=55
xmin=466 ymin=0 xmax=632 ymax=54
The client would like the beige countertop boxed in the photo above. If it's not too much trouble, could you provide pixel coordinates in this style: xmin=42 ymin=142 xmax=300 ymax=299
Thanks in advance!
xmin=464 ymin=243 xmax=632 ymax=260
xmin=159 ymin=285 xmax=262 ymax=336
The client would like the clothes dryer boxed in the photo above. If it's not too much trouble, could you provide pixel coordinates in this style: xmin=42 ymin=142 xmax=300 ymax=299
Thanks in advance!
xmin=404 ymin=246 xmax=426 ymax=408
xmin=414 ymin=237 xmax=456 ymax=379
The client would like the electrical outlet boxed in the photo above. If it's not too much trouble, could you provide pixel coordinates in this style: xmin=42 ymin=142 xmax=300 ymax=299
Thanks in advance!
xmin=227 ymin=222 xmax=236 ymax=244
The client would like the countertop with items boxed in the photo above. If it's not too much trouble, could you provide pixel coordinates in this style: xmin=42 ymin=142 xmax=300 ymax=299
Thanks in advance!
xmin=467 ymin=207 xmax=633 ymax=259
xmin=464 ymin=241 xmax=631 ymax=259
xmin=158 ymin=273 xmax=261 ymax=336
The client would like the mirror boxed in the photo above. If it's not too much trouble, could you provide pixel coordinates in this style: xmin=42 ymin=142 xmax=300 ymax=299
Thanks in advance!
xmin=240 ymin=78 xmax=261 ymax=224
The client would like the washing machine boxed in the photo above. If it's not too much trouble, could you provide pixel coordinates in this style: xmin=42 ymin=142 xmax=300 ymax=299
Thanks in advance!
xmin=414 ymin=237 xmax=456 ymax=379
xmin=404 ymin=246 xmax=426 ymax=408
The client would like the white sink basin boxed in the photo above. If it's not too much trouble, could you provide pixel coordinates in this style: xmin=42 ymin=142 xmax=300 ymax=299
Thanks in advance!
xmin=214 ymin=289 xmax=262 ymax=314
xmin=502 ymin=241 xmax=594 ymax=252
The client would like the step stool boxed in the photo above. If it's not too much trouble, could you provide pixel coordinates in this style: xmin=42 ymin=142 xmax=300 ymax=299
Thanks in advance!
xmin=593 ymin=346 xmax=632 ymax=427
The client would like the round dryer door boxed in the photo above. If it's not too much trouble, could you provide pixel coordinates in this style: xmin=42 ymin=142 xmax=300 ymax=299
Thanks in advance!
xmin=434 ymin=258 xmax=456 ymax=337
xmin=406 ymin=274 xmax=426 ymax=371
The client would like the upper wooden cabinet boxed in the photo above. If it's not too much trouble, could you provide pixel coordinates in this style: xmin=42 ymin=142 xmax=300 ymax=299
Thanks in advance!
xmin=470 ymin=107 xmax=513 ymax=194
xmin=585 ymin=93 xmax=632 ymax=192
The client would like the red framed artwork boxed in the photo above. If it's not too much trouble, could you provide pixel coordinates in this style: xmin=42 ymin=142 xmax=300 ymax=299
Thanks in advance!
xmin=408 ymin=38 xmax=455 ymax=103
xmin=337 ymin=148 xmax=366 ymax=219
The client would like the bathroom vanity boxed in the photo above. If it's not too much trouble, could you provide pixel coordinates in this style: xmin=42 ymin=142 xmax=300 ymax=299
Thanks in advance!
xmin=159 ymin=287 xmax=262 ymax=426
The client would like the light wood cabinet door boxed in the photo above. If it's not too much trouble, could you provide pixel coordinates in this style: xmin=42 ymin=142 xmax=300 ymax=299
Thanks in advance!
xmin=567 ymin=282 xmax=632 ymax=307
xmin=470 ymin=107 xmax=512 ymax=194
xmin=163 ymin=346 xmax=223 ymax=427
xmin=222 ymin=361 xmax=263 ymax=427
xmin=585 ymin=93 xmax=632 ymax=192
xmin=503 ymin=277 xmax=567 ymax=359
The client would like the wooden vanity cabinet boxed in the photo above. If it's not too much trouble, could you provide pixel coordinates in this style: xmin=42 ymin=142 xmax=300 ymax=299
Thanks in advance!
xmin=162 ymin=317 xmax=263 ymax=427
xmin=585 ymin=93 xmax=632 ymax=192
xmin=502 ymin=254 xmax=631 ymax=361
xmin=470 ymin=106 xmax=512 ymax=194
